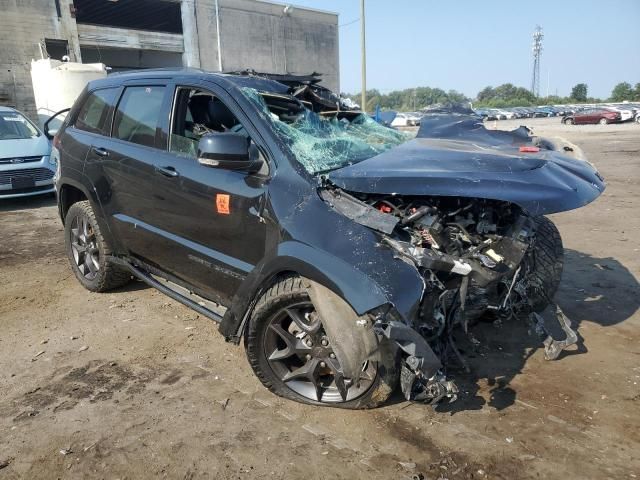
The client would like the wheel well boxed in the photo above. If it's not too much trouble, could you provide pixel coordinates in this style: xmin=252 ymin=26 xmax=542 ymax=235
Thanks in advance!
xmin=59 ymin=184 xmax=87 ymax=223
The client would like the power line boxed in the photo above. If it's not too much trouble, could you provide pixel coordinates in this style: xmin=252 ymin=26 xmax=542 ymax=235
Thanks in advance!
xmin=339 ymin=17 xmax=360 ymax=28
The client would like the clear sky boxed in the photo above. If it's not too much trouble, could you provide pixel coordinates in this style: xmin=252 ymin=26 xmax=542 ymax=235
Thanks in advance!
xmin=289 ymin=0 xmax=640 ymax=99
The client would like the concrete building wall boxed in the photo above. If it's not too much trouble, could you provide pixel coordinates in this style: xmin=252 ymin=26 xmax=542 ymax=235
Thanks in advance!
xmin=0 ymin=0 xmax=80 ymax=119
xmin=194 ymin=0 xmax=339 ymax=91
xmin=0 ymin=0 xmax=339 ymax=122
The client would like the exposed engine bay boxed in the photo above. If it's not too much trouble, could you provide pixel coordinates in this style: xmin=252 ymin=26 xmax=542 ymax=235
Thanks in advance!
xmin=320 ymin=187 xmax=578 ymax=404
xmin=232 ymin=72 xmax=604 ymax=406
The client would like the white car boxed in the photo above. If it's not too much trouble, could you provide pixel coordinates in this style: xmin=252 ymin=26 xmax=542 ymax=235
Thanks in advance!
xmin=0 ymin=106 xmax=55 ymax=199
xmin=606 ymin=107 xmax=634 ymax=122
xmin=391 ymin=113 xmax=411 ymax=127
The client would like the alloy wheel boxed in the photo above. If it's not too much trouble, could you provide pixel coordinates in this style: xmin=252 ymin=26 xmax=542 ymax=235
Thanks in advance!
xmin=70 ymin=213 xmax=100 ymax=280
xmin=263 ymin=301 xmax=376 ymax=403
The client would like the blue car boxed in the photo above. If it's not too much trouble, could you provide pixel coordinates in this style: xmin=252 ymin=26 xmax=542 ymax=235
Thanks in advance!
xmin=0 ymin=107 xmax=55 ymax=199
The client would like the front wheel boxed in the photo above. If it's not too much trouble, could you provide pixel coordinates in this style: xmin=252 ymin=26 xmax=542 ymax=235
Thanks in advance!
xmin=564 ymin=118 xmax=574 ymax=125
xmin=245 ymin=276 xmax=398 ymax=409
xmin=524 ymin=217 xmax=564 ymax=311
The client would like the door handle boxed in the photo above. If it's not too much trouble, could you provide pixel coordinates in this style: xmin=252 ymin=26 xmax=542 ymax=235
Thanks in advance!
xmin=155 ymin=166 xmax=179 ymax=178
xmin=92 ymin=146 xmax=109 ymax=157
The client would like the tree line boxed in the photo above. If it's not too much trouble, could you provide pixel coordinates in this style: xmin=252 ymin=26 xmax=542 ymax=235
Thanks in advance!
xmin=345 ymin=82 xmax=640 ymax=111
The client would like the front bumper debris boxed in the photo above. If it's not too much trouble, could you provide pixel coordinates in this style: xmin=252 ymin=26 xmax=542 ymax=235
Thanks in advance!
xmin=532 ymin=303 xmax=579 ymax=361
xmin=373 ymin=319 xmax=458 ymax=405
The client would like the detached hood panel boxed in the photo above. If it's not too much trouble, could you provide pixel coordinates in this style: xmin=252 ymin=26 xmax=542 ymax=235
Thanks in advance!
xmin=328 ymin=115 xmax=605 ymax=215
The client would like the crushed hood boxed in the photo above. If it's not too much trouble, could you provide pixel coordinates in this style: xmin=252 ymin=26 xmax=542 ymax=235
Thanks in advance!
xmin=328 ymin=114 xmax=605 ymax=215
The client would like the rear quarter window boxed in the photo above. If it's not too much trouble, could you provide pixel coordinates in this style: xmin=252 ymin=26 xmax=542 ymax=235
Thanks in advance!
xmin=75 ymin=88 xmax=118 ymax=134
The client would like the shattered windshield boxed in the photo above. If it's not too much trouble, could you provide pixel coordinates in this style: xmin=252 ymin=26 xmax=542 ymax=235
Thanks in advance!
xmin=241 ymin=87 xmax=411 ymax=174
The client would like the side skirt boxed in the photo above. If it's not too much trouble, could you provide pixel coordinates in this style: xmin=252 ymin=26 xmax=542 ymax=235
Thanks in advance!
xmin=107 ymin=256 xmax=227 ymax=323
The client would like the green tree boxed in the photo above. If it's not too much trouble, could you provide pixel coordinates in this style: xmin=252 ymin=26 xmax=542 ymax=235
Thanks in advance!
xmin=634 ymin=83 xmax=640 ymax=101
xmin=571 ymin=83 xmax=588 ymax=102
xmin=610 ymin=82 xmax=634 ymax=102
xmin=473 ymin=83 xmax=536 ymax=108
xmin=347 ymin=86 xmax=469 ymax=111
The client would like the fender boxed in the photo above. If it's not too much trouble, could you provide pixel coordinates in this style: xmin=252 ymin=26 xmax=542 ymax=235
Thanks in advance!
xmin=218 ymin=239 xmax=425 ymax=342
xmin=56 ymin=173 xmax=119 ymax=252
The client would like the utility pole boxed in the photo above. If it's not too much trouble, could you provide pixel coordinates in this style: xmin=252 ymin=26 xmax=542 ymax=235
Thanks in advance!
xmin=360 ymin=0 xmax=366 ymax=113
xmin=530 ymin=26 xmax=543 ymax=97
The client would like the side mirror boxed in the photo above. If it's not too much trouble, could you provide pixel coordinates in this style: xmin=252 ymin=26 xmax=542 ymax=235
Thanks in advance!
xmin=44 ymin=108 xmax=70 ymax=140
xmin=197 ymin=132 xmax=263 ymax=173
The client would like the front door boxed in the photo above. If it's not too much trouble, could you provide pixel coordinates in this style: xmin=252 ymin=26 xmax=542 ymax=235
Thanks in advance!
xmin=147 ymin=84 xmax=269 ymax=305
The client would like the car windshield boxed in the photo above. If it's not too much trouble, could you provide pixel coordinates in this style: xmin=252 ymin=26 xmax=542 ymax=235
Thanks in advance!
xmin=241 ymin=87 xmax=411 ymax=174
xmin=0 ymin=111 xmax=40 ymax=140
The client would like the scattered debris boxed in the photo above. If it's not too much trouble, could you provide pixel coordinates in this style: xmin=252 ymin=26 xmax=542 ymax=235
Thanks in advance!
xmin=505 ymin=437 xmax=514 ymax=444
xmin=31 ymin=350 xmax=45 ymax=361
xmin=83 ymin=442 xmax=97 ymax=452
xmin=78 ymin=346 xmax=89 ymax=352
xmin=59 ymin=448 xmax=72 ymax=455
xmin=399 ymin=461 xmax=417 ymax=470
xmin=0 ymin=458 xmax=12 ymax=470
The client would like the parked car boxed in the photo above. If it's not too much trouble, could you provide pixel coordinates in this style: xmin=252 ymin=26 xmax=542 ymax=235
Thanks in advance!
xmin=562 ymin=108 xmax=622 ymax=125
xmin=0 ymin=106 xmax=54 ymax=199
xmin=604 ymin=106 xmax=634 ymax=122
xmin=50 ymin=69 xmax=605 ymax=409
xmin=495 ymin=109 xmax=516 ymax=120
xmin=405 ymin=112 xmax=423 ymax=126
xmin=391 ymin=112 xmax=420 ymax=127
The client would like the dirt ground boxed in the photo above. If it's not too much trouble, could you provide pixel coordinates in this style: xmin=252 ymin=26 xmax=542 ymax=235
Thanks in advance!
xmin=1 ymin=117 xmax=638 ymax=479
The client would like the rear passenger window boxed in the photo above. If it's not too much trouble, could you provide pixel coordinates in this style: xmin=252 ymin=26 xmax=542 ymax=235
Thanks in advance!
xmin=75 ymin=88 xmax=117 ymax=134
xmin=113 ymin=86 xmax=166 ymax=148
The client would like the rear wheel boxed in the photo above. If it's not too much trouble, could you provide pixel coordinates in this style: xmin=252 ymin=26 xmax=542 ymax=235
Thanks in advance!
xmin=245 ymin=276 xmax=398 ymax=409
xmin=64 ymin=201 xmax=130 ymax=292
xmin=599 ymin=117 xmax=609 ymax=125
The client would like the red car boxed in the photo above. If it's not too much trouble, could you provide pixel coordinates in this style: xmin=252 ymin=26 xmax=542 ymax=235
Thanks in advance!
xmin=562 ymin=108 xmax=621 ymax=125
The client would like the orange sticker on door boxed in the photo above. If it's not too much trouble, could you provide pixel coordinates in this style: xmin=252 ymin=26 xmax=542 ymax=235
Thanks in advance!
xmin=216 ymin=194 xmax=230 ymax=214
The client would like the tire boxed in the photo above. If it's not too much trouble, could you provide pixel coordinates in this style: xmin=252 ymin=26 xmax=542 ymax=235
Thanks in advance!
xmin=245 ymin=275 xmax=399 ymax=409
xmin=64 ymin=200 xmax=130 ymax=292
xmin=525 ymin=217 xmax=564 ymax=312
xmin=599 ymin=117 xmax=608 ymax=125
xmin=564 ymin=118 xmax=574 ymax=125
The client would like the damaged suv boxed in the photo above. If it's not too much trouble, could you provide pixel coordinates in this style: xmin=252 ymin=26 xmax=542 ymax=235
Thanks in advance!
xmin=51 ymin=69 xmax=604 ymax=408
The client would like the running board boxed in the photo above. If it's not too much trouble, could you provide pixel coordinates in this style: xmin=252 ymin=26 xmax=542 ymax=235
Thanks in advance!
xmin=110 ymin=257 xmax=225 ymax=323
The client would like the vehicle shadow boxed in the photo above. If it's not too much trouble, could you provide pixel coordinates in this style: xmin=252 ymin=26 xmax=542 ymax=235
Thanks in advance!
xmin=432 ymin=248 xmax=639 ymax=414
xmin=0 ymin=193 xmax=56 ymax=212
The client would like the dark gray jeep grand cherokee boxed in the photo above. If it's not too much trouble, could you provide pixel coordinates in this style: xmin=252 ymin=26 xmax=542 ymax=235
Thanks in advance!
xmin=50 ymin=69 xmax=605 ymax=408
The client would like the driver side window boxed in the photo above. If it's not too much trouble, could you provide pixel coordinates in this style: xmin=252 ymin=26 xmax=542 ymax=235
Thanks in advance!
xmin=170 ymin=87 xmax=248 ymax=159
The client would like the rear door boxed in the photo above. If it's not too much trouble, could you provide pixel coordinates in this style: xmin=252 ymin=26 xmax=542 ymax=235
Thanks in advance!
xmin=59 ymin=87 xmax=119 ymax=177
xmin=84 ymin=82 xmax=171 ymax=258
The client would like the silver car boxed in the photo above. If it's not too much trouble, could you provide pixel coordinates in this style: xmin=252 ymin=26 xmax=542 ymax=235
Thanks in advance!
xmin=0 ymin=106 xmax=55 ymax=199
